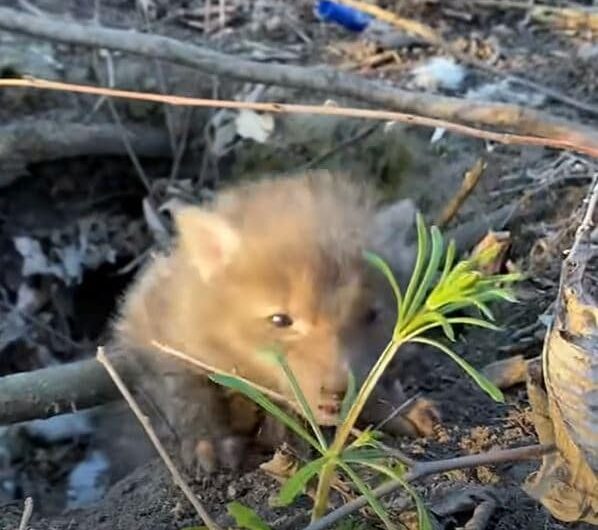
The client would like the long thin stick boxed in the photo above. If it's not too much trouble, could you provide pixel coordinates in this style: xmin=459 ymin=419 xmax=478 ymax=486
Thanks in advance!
xmin=151 ymin=340 xmax=293 ymax=406
xmin=96 ymin=347 xmax=222 ymax=530
xmin=302 ymin=443 xmax=554 ymax=530
xmin=1 ymin=77 xmax=596 ymax=158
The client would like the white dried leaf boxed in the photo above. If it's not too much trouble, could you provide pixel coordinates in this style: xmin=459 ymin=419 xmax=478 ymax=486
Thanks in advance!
xmin=430 ymin=127 xmax=446 ymax=143
xmin=158 ymin=197 xmax=186 ymax=216
xmin=54 ymin=244 xmax=84 ymax=284
xmin=411 ymin=57 xmax=466 ymax=91
xmin=235 ymin=109 xmax=274 ymax=143
xmin=143 ymin=198 xmax=169 ymax=245
xmin=13 ymin=236 xmax=62 ymax=278
xmin=466 ymin=79 xmax=546 ymax=107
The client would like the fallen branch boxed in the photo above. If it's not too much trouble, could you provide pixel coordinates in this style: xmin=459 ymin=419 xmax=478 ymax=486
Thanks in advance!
xmin=0 ymin=8 xmax=597 ymax=157
xmin=436 ymin=158 xmax=486 ymax=227
xmin=96 ymin=347 xmax=222 ymax=530
xmin=2 ymin=77 xmax=597 ymax=158
xmin=0 ymin=119 xmax=171 ymax=188
xmin=0 ymin=358 xmax=122 ymax=424
xmin=302 ymin=443 xmax=555 ymax=530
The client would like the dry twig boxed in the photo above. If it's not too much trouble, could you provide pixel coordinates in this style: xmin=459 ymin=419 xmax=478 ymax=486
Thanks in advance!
xmin=1 ymin=77 xmax=597 ymax=157
xmin=92 ymin=51 xmax=154 ymax=195
xmin=303 ymin=443 xmax=555 ymax=530
xmin=437 ymin=158 xmax=486 ymax=227
xmin=96 ymin=346 xmax=222 ymax=530
xmin=151 ymin=340 xmax=293 ymax=407
xmin=0 ymin=7 xmax=596 ymax=155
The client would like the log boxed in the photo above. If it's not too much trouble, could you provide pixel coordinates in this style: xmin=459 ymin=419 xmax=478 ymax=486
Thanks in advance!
xmin=0 ymin=119 xmax=171 ymax=187
xmin=0 ymin=359 xmax=122 ymax=425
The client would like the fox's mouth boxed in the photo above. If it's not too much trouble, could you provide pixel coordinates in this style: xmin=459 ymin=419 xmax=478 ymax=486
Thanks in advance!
xmin=316 ymin=400 xmax=342 ymax=426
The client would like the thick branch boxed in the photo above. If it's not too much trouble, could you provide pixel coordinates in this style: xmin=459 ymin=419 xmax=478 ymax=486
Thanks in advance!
xmin=0 ymin=119 xmax=171 ymax=187
xmin=0 ymin=359 xmax=122 ymax=424
xmin=0 ymin=7 xmax=597 ymax=156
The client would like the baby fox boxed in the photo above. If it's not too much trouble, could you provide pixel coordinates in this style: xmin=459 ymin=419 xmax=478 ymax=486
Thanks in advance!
xmin=113 ymin=171 xmax=436 ymax=474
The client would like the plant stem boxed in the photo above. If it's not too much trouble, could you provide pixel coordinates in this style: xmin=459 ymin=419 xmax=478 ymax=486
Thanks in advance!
xmin=311 ymin=458 xmax=338 ymax=520
xmin=311 ymin=339 xmax=403 ymax=520
xmin=331 ymin=340 xmax=403 ymax=453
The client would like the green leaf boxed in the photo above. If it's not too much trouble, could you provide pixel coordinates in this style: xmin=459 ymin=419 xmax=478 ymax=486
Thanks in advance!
xmin=338 ymin=462 xmax=398 ymax=530
xmin=401 ymin=213 xmax=429 ymax=325
xmin=341 ymin=447 xmax=387 ymax=463
xmin=402 ymin=310 xmax=455 ymax=342
xmin=476 ymin=288 xmax=518 ymax=304
xmin=271 ymin=350 xmax=327 ymax=450
xmin=477 ymin=273 xmax=522 ymax=285
xmin=209 ymin=374 xmax=322 ymax=452
xmin=444 ymin=296 xmax=495 ymax=320
xmin=405 ymin=225 xmax=444 ymax=323
xmin=346 ymin=428 xmax=379 ymax=449
xmin=275 ymin=457 xmax=327 ymax=507
xmin=398 ymin=481 xmax=433 ymax=530
xmin=340 ymin=370 xmax=357 ymax=421
xmin=357 ymin=461 xmax=433 ymax=530
xmin=227 ymin=502 xmax=272 ymax=530
xmin=410 ymin=337 xmax=504 ymax=402
xmin=439 ymin=238 xmax=456 ymax=284
xmin=363 ymin=250 xmax=402 ymax=313
xmin=446 ymin=317 xmax=501 ymax=331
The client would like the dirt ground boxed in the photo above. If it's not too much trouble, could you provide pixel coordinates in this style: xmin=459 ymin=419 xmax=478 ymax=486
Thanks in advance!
xmin=0 ymin=1 xmax=596 ymax=529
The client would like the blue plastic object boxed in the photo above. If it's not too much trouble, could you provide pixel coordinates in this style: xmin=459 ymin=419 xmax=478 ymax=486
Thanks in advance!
xmin=315 ymin=1 xmax=372 ymax=32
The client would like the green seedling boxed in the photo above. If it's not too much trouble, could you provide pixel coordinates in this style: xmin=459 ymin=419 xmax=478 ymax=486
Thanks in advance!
xmin=210 ymin=214 xmax=519 ymax=529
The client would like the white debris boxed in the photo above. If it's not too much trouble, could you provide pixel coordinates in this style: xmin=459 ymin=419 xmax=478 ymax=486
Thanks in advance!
xmin=25 ymin=412 xmax=93 ymax=444
xmin=235 ymin=109 xmax=275 ymax=143
xmin=66 ymin=450 xmax=110 ymax=509
xmin=466 ymin=79 xmax=546 ymax=108
xmin=411 ymin=57 xmax=466 ymax=91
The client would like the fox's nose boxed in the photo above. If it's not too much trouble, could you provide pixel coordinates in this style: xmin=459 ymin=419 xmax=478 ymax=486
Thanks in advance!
xmin=320 ymin=361 xmax=349 ymax=400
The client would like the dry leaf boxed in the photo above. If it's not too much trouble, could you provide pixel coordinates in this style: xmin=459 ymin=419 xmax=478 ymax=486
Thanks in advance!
xmin=235 ymin=109 xmax=274 ymax=143
xmin=522 ymin=218 xmax=598 ymax=524
xmin=469 ymin=231 xmax=511 ymax=275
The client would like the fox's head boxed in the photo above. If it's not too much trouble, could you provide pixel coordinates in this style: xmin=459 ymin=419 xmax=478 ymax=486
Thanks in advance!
xmin=119 ymin=172 xmax=417 ymax=426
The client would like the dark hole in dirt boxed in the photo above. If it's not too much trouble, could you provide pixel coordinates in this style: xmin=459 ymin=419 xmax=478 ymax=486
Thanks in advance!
xmin=0 ymin=66 xmax=19 ymax=78
xmin=69 ymin=262 xmax=134 ymax=345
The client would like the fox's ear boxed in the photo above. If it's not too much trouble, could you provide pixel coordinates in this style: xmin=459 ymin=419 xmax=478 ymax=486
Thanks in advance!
xmin=174 ymin=206 xmax=240 ymax=282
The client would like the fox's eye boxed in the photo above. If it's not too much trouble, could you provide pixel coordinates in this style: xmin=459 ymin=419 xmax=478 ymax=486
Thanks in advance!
xmin=268 ymin=313 xmax=294 ymax=328
xmin=364 ymin=307 xmax=379 ymax=325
